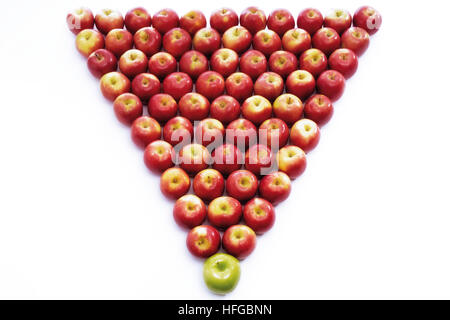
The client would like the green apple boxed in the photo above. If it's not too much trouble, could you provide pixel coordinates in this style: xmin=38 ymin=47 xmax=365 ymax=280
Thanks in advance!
xmin=203 ymin=253 xmax=241 ymax=294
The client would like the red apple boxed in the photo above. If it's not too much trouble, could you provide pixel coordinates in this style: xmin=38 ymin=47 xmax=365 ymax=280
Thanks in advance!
xmin=152 ymin=8 xmax=179 ymax=34
xmin=160 ymin=167 xmax=191 ymax=199
xmin=329 ymin=48 xmax=358 ymax=79
xmin=225 ymin=72 xmax=253 ymax=103
xmin=211 ymin=144 xmax=243 ymax=176
xmin=173 ymin=194 xmax=206 ymax=228
xmin=144 ymin=140 xmax=175 ymax=172
xmin=282 ymin=28 xmax=311 ymax=55
xmin=242 ymin=96 xmax=272 ymax=126
xmin=100 ymin=71 xmax=130 ymax=101
xmin=131 ymin=116 xmax=161 ymax=148
xmin=316 ymin=70 xmax=346 ymax=102
xmin=341 ymin=27 xmax=370 ymax=56
xmin=196 ymin=71 xmax=225 ymax=101
xmin=210 ymin=48 xmax=239 ymax=78
xmin=148 ymin=93 xmax=178 ymax=123
xmin=259 ymin=172 xmax=291 ymax=204
xmin=226 ymin=119 xmax=257 ymax=149
xmin=268 ymin=51 xmax=297 ymax=79
xmin=162 ymin=72 xmax=193 ymax=101
xmin=243 ymin=198 xmax=276 ymax=233
xmin=259 ymin=118 xmax=289 ymax=148
xmin=252 ymin=30 xmax=282 ymax=57
xmin=118 ymin=49 xmax=148 ymax=78
xmin=163 ymin=116 xmax=194 ymax=147
xmin=105 ymin=28 xmax=133 ymax=58
xmin=208 ymin=196 xmax=242 ymax=229
xmin=225 ymin=170 xmax=258 ymax=202
xmin=297 ymin=8 xmax=323 ymax=36
xmin=324 ymin=9 xmax=352 ymax=35
xmin=267 ymin=9 xmax=295 ymax=37
xmin=87 ymin=49 xmax=117 ymax=78
xmin=290 ymin=119 xmax=320 ymax=153
xmin=240 ymin=7 xmax=266 ymax=35
xmin=254 ymin=72 xmax=284 ymax=102
xmin=353 ymin=6 xmax=382 ymax=35
xmin=179 ymin=143 xmax=211 ymax=175
xmin=186 ymin=225 xmax=221 ymax=258
xmin=286 ymin=69 xmax=316 ymax=101
xmin=180 ymin=10 xmax=207 ymax=36
xmin=272 ymin=94 xmax=303 ymax=125
xmin=133 ymin=27 xmax=162 ymax=57
xmin=222 ymin=26 xmax=252 ymax=54
xmin=312 ymin=27 xmax=341 ymax=56
xmin=210 ymin=95 xmax=241 ymax=125
xmin=178 ymin=92 xmax=210 ymax=121
xmin=299 ymin=48 xmax=328 ymax=77
xmin=113 ymin=93 xmax=143 ymax=125
xmin=245 ymin=144 xmax=273 ymax=176
xmin=239 ymin=50 xmax=267 ymax=81
xmin=163 ymin=28 xmax=192 ymax=59
xmin=179 ymin=50 xmax=208 ymax=80
xmin=276 ymin=145 xmax=307 ymax=179
xmin=304 ymin=94 xmax=334 ymax=126
xmin=95 ymin=9 xmax=124 ymax=35
xmin=193 ymin=168 xmax=225 ymax=201
xmin=131 ymin=73 xmax=161 ymax=102
xmin=210 ymin=8 xmax=239 ymax=34
xmin=124 ymin=7 xmax=151 ymax=34
xmin=148 ymin=52 xmax=177 ymax=79
xmin=75 ymin=29 xmax=104 ymax=58
xmin=222 ymin=225 xmax=256 ymax=259
xmin=193 ymin=28 xmax=221 ymax=57
xmin=67 ymin=7 xmax=94 ymax=35
xmin=195 ymin=118 xmax=225 ymax=147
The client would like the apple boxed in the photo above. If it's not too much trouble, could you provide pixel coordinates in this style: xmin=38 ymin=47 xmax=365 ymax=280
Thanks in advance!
xmin=194 ymin=118 xmax=225 ymax=147
xmin=329 ymin=48 xmax=358 ymax=79
xmin=208 ymin=196 xmax=242 ymax=229
xmin=67 ymin=7 xmax=94 ymax=35
xmin=180 ymin=10 xmax=207 ymax=36
xmin=210 ymin=48 xmax=239 ymax=78
xmin=193 ymin=168 xmax=225 ymax=201
xmin=282 ymin=28 xmax=311 ymax=56
xmin=341 ymin=27 xmax=370 ymax=56
xmin=239 ymin=50 xmax=267 ymax=81
xmin=304 ymin=94 xmax=334 ymax=126
xmin=113 ymin=93 xmax=143 ymax=125
xmin=148 ymin=93 xmax=178 ymax=123
xmin=148 ymin=52 xmax=177 ymax=79
xmin=222 ymin=225 xmax=256 ymax=259
xmin=324 ymin=9 xmax=352 ymax=35
xmin=254 ymin=72 xmax=284 ymax=102
xmin=124 ymin=7 xmax=151 ymax=34
xmin=193 ymin=28 xmax=221 ymax=57
xmin=210 ymin=8 xmax=239 ymax=34
xmin=131 ymin=73 xmax=161 ymax=102
xmin=152 ymin=8 xmax=179 ymax=34
xmin=299 ymin=48 xmax=328 ymax=77
xmin=179 ymin=92 xmax=210 ymax=121
xmin=130 ymin=116 xmax=161 ymax=148
xmin=225 ymin=119 xmax=257 ymax=150
xmin=268 ymin=51 xmax=297 ymax=79
xmin=210 ymin=95 xmax=241 ymax=125
xmin=225 ymin=72 xmax=253 ymax=103
xmin=243 ymin=198 xmax=276 ymax=233
xmin=94 ymin=9 xmax=124 ymax=35
xmin=285 ymin=69 xmax=316 ymax=101
xmin=245 ymin=144 xmax=273 ymax=176
xmin=160 ymin=167 xmax=191 ymax=199
xmin=100 ymin=71 xmax=131 ymax=101
xmin=163 ymin=116 xmax=194 ymax=147
xmin=240 ymin=6 xmax=266 ymax=35
xmin=267 ymin=9 xmax=295 ymax=37
xmin=133 ymin=27 xmax=162 ymax=57
xmin=196 ymin=71 xmax=225 ymax=101
xmin=276 ymin=145 xmax=307 ymax=179
xmin=353 ymin=6 xmax=382 ymax=35
xmin=179 ymin=50 xmax=208 ymax=80
xmin=252 ymin=30 xmax=282 ymax=57
xmin=222 ymin=26 xmax=252 ymax=54
xmin=211 ymin=143 xmax=243 ymax=176
xmin=118 ymin=49 xmax=148 ymax=78
xmin=272 ymin=93 xmax=303 ymax=125
xmin=290 ymin=119 xmax=320 ymax=153
xmin=225 ymin=169 xmax=258 ymax=202
xmin=162 ymin=28 xmax=192 ymax=59
xmin=259 ymin=172 xmax=291 ymax=205
xmin=187 ymin=225 xmax=221 ymax=258
xmin=259 ymin=118 xmax=289 ymax=148
xmin=162 ymin=72 xmax=193 ymax=101
xmin=312 ymin=27 xmax=341 ymax=56
xmin=242 ymin=96 xmax=272 ymax=126
xmin=75 ymin=29 xmax=104 ymax=58
xmin=173 ymin=194 xmax=206 ymax=228
xmin=203 ymin=253 xmax=240 ymax=294
xmin=144 ymin=140 xmax=175 ymax=172
xmin=316 ymin=70 xmax=346 ymax=102
xmin=87 ymin=49 xmax=117 ymax=78
xmin=297 ymin=8 xmax=324 ymax=36
xmin=105 ymin=28 xmax=133 ymax=58
xmin=179 ymin=143 xmax=211 ymax=174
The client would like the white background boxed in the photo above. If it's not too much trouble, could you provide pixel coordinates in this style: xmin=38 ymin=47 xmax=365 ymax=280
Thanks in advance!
xmin=0 ymin=0 xmax=450 ymax=300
